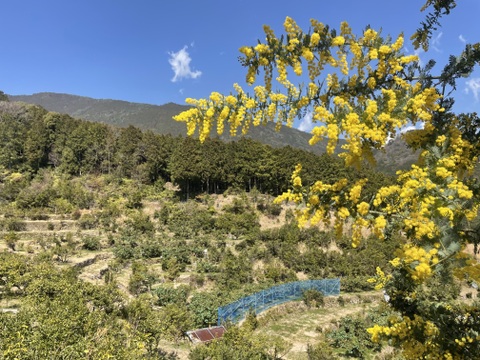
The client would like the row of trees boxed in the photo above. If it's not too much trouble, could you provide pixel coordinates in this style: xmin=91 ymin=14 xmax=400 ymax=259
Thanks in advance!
xmin=0 ymin=100 xmax=392 ymax=199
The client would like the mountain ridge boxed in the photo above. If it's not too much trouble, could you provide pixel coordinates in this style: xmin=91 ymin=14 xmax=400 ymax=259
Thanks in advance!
xmin=9 ymin=92 xmax=337 ymax=155
xmin=8 ymin=92 xmax=419 ymax=173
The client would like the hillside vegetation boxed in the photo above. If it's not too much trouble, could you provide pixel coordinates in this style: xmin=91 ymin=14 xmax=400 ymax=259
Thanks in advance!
xmin=1 ymin=100 xmax=477 ymax=359
xmin=0 ymin=100 xmax=394 ymax=197
xmin=0 ymin=99 xmax=424 ymax=358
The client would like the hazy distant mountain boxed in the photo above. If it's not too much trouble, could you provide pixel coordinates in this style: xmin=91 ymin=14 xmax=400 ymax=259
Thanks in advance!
xmin=10 ymin=93 xmax=189 ymax=135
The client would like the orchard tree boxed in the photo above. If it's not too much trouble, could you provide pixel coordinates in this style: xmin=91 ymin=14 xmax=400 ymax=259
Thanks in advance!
xmin=174 ymin=0 xmax=480 ymax=358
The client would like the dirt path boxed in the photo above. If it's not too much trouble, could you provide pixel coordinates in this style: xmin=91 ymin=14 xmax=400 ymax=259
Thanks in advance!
xmin=255 ymin=293 xmax=383 ymax=359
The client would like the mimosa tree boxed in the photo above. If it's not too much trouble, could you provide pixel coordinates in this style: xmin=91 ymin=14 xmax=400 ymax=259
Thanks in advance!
xmin=174 ymin=1 xmax=480 ymax=358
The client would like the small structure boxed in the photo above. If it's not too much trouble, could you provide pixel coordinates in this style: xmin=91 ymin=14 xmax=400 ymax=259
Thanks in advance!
xmin=186 ymin=325 xmax=227 ymax=344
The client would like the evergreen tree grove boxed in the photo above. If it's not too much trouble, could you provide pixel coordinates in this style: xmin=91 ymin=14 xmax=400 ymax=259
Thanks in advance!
xmin=174 ymin=1 xmax=480 ymax=358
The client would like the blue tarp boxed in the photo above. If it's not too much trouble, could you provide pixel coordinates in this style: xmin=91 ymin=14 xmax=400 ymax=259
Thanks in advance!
xmin=217 ymin=278 xmax=340 ymax=325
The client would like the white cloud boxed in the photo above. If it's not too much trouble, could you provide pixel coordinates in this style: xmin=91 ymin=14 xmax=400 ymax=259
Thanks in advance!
xmin=431 ymin=32 xmax=443 ymax=52
xmin=414 ymin=48 xmax=424 ymax=66
xmin=400 ymin=125 xmax=417 ymax=134
xmin=459 ymin=34 xmax=467 ymax=44
xmin=385 ymin=122 xmax=424 ymax=145
xmin=297 ymin=112 xmax=313 ymax=132
xmin=169 ymin=46 xmax=202 ymax=82
xmin=401 ymin=122 xmax=424 ymax=134
xmin=465 ymin=78 xmax=480 ymax=101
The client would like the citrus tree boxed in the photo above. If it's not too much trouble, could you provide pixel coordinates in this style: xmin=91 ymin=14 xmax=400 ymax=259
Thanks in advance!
xmin=174 ymin=1 xmax=480 ymax=358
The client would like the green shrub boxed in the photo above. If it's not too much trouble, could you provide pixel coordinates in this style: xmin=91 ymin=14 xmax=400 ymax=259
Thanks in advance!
xmin=303 ymin=289 xmax=325 ymax=308
xmin=189 ymin=325 xmax=288 ymax=360
xmin=190 ymin=273 xmax=205 ymax=287
xmin=113 ymin=244 xmax=135 ymax=260
xmin=27 ymin=210 xmax=50 ymax=220
xmin=197 ymin=260 xmax=218 ymax=274
xmin=188 ymin=292 xmax=220 ymax=328
xmin=161 ymin=245 xmax=191 ymax=268
xmin=215 ymin=211 xmax=260 ymax=237
xmin=52 ymin=198 xmax=74 ymax=214
xmin=223 ymin=197 xmax=250 ymax=214
xmin=166 ymin=201 xmax=214 ymax=238
xmin=158 ymin=303 xmax=192 ymax=342
xmin=71 ymin=210 xmax=81 ymax=220
xmin=0 ymin=218 xmax=26 ymax=231
xmin=162 ymin=257 xmax=182 ymax=281
xmin=301 ymin=228 xmax=333 ymax=248
xmin=60 ymin=181 xmax=95 ymax=209
xmin=128 ymin=261 xmax=157 ymax=295
xmin=327 ymin=314 xmax=381 ymax=359
xmin=78 ymin=213 xmax=98 ymax=230
xmin=306 ymin=341 xmax=337 ymax=360
xmin=153 ymin=205 xmax=170 ymax=225
xmin=243 ymin=308 xmax=258 ymax=331
xmin=216 ymin=252 xmax=255 ymax=291
xmin=4 ymin=232 xmax=19 ymax=250
xmin=97 ymin=210 xmax=118 ymax=231
xmin=257 ymin=200 xmax=282 ymax=217
xmin=82 ymin=235 xmax=101 ymax=251
xmin=125 ymin=212 xmax=154 ymax=234
xmin=16 ymin=184 xmax=56 ymax=209
xmin=340 ymin=276 xmax=375 ymax=293
xmin=112 ymin=230 xmax=139 ymax=260
xmin=154 ymin=285 xmax=190 ymax=307
xmin=125 ymin=189 xmax=144 ymax=209
xmin=264 ymin=261 xmax=297 ymax=283
xmin=138 ymin=240 xmax=164 ymax=258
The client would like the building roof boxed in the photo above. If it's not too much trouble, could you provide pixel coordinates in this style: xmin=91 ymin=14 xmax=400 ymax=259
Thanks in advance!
xmin=186 ymin=326 xmax=227 ymax=344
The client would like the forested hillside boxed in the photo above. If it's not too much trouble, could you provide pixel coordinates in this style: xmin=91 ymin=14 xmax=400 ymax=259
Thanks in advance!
xmin=9 ymin=92 xmax=340 ymax=157
xmin=0 ymin=100 xmax=393 ymax=198
xmin=0 ymin=99 xmax=411 ymax=358
xmin=1 ymin=97 xmax=476 ymax=359
xmin=0 ymin=94 xmax=475 ymax=359
xmin=9 ymin=92 xmax=424 ymax=175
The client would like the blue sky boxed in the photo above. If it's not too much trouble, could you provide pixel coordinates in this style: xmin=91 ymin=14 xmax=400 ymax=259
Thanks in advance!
xmin=1 ymin=0 xmax=479 ymax=130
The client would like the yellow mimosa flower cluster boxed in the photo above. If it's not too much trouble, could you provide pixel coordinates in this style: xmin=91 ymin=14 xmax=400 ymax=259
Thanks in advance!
xmin=275 ymin=164 xmax=376 ymax=247
xmin=368 ymin=308 xmax=480 ymax=360
xmin=367 ymin=315 xmax=444 ymax=359
xmin=174 ymin=14 xmax=480 ymax=357
xmin=367 ymin=266 xmax=392 ymax=290
xmin=174 ymin=16 xmax=442 ymax=170
xmin=395 ymin=244 xmax=439 ymax=282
